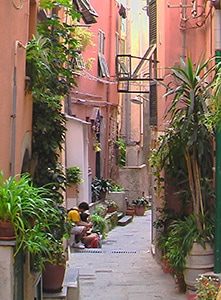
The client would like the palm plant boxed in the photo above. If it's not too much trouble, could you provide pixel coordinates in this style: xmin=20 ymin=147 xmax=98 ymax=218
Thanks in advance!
xmin=152 ymin=55 xmax=217 ymax=232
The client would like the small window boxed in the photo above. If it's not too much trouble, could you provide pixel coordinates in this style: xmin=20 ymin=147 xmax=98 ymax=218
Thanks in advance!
xmin=98 ymin=30 xmax=109 ymax=77
xmin=98 ymin=54 xmax=110 ymax=77
xmin=74 ymin=53 xmax=85 ymax=70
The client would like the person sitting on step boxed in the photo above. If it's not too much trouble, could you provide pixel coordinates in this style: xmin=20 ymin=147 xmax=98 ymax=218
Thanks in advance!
xmin=68 ymin=202 xmax=93 ymax=249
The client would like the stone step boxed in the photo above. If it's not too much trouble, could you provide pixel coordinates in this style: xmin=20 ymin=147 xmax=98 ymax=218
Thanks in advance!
xmin=117 ymin=211 xmax=124 ymax=220
xmin=43 ymin=286 xmax=67 ymax=300
xmin=117 ymin=215 xmax=133 ymax=226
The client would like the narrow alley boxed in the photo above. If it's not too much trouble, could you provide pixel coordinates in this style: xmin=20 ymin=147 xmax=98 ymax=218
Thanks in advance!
xmin=67 ymin=211 xmax=187 ymax=300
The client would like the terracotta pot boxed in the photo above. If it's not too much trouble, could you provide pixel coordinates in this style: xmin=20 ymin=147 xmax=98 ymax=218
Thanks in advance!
xmin=126 ymin=207 xmax=135 ymax=216
xmin=135 ymin=205 xmax=146 ymax=216
xmin=0 ymin=221 xmax=15 ymax=240
xmin=161 ymin=257 xmax=174 ymax=274
xmin=42 ymin=260 xmax=66 ymax=293
xmin=107 ymin=207 xmax=117 ymax=213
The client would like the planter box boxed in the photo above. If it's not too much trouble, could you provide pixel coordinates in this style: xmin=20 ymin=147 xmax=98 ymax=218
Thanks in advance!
xmin=106 ymin=191 xmax=126 ymax=213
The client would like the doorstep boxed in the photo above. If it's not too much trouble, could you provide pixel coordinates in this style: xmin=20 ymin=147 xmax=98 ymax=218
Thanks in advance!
xmin=43 ymin=286 xmax=67 ymax=300
xmin=118 ymin=215 xmax=133 ymax=226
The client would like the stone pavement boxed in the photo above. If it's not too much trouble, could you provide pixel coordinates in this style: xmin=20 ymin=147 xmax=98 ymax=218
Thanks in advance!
xmin=68 ymin=210 xmax=187 ymax=300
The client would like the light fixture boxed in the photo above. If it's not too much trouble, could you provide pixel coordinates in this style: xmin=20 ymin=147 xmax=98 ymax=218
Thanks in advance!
xmin=130 ymin=95 xmax=149 ymax=104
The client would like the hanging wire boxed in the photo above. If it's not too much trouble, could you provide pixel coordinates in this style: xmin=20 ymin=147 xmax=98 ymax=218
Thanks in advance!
xmin=12 ymin=0 xmax=23 ymax=10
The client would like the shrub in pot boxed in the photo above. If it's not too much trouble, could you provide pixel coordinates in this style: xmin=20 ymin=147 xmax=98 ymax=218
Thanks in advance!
xmin=132 ymin=197 xmax=149 ymax=216
xmin=150 ymin=56 xmax=218 ymax=289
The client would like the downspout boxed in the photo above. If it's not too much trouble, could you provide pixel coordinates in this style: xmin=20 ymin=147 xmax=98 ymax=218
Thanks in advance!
xmin=11 ymin=41 xmax=26 ymax=176
xmin=212 ymin=1 xmax=221 ymax=274
xmin=181 ymin=0 xmax=187 ymax=59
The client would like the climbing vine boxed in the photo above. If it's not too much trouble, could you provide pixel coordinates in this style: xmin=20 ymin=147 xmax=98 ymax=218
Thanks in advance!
xmin=26 ymin=0 xmax=92 ymax=197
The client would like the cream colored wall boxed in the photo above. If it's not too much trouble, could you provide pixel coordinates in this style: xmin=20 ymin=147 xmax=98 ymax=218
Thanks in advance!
xmin=0 ymin=245 xmax=14 ymax=300
xmin=66 ymin=116 xmax=90 ymax=206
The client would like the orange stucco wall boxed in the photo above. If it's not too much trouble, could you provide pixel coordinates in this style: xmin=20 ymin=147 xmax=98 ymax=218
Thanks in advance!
xmin=157 ymin=0 xmax=215 ymax=132
xmin=0 ymin=1 xmax=37 ymax=177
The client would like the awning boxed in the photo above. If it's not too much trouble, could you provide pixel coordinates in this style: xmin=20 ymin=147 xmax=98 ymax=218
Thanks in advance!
xmin=73 ymin=0 xmax=98 ymax=24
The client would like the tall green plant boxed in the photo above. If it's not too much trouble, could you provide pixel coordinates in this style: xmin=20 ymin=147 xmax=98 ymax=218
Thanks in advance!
xmin=26 ymin=0 xmax=93 ymax=195
xmin=151 ymin=56 xmax=217 ymax=232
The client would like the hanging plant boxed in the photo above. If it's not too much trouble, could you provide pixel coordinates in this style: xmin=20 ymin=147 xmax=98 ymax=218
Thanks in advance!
xmin=66 ymin=167 xmax=83 ymax=185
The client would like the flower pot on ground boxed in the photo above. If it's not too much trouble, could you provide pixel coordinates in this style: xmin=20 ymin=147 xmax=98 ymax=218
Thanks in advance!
xmin=162 ymin=214 xmax=214 ymax=292
xmin=91 ymin=177 xmax=114 ymax=202
xmin=42 ymin=242 xmax=67 ymax=293
xmin=105 ymin=200 xmax=118 ymax=213
xmin=42 ymin=261 xmax=66 ymax=293
xmin=195 ymin=274 xmax=220 ymax=299
xmin=184 ymin=242 xmax=214 ymax=291
xmin=149 ymin=56 xmax=217 ymax=291
xmin=126 ymin=206 xmax=135 ymax=217
xmin=132 ymin=197 xmax=149 ymax=216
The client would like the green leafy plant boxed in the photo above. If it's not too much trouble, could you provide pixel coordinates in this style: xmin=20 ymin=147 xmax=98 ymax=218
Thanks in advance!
xmin=91 ymin=177 xmax=114 ymax=201
xmin=132 ymin=196 xmax=149 ymax=207
xmin=195 ymin=275 xmax=220 ymax=300
xmin=25 ymin=0 xmax=93 ymax=266
xmin=115 ymin=137 xmax=126 ymax=167
xmin=150 ymin=55 xmax=217 ymax=236
xmin=93 ymin=204 xmax=107 ymax=218
xmin=91 ymin=213 xmax=107 ymax=239
xmin=105 ymin=200 xmax=118 ymax=209
xmin=163 ymin=213 xmax=214 ymax=280
xmin=0 ymin=171 xmax=70 ymax=270
xmin=66 ymin=166 xmax=83 ymax=185
xmin=111 ymin=183 xmax=124 ymax=192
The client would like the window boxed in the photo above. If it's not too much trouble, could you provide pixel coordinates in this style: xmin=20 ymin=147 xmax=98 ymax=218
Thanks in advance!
xmin=73 ymin=0 xmax=98 ymax=24
xmin=98 ymin=30 xmax=109 ymax=77
xmin=73 ymin=52 xmax=85 ymax=71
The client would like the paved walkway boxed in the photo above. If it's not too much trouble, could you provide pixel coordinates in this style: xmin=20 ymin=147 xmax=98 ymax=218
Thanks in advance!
xmin=69 ymin=211 xmax=187 ymax=300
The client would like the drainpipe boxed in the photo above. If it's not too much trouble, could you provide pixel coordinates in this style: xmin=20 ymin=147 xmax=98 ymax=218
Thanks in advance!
xmin=212 ymin=0 xmax=221 ymax=274
xmin=11 ymin=41 xmax=26 ymax=176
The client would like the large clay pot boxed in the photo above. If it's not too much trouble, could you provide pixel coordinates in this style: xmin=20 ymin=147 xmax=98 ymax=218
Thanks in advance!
xmin=0 ymin=221 xmax=15 ymax=240
xmin=42 ymin=260 xmax=66 ymax=293
xmin=134 ymin=205 xmax=146 ymax=216
xmin=184 ymin=242 xmax=214 ymax=290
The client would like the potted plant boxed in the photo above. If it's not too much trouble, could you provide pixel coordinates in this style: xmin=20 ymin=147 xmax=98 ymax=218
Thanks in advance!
xmin=105 ymin=200 xmax=118 ymax=213
xmin=66 ymin=166 xmax=83 ymax=186
xmin=132 ymin=196 xmax=149 ymax=216
xmin=150 ymin=56 xmax=218 ymax=290
xmin=195 ymin=274 xmax=220 ymax=300
xmin=90 ymin=213 xmax=108 ymax=239
xmin=0 ymin=172 xmax=54 ymax=244
xmin=91 ymin=177 xmax=113 ymax=202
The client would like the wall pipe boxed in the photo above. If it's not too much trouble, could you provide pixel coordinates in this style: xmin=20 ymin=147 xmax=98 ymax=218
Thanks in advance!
xmin=11 ymin=41 xmax=26 ymax=176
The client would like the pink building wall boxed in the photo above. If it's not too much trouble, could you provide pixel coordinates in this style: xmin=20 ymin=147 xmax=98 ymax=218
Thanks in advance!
xmin=0 ymin=0 xmax=37 ymax=177
xmin=71 ymin=0 xmax=121 ymax=178
xmin=157 ymin=0 xmax=215 ymax=132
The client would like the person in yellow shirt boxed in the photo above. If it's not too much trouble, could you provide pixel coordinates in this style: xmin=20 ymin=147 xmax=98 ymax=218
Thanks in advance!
xmin=68 ymin=202 xmax=93 ymax=249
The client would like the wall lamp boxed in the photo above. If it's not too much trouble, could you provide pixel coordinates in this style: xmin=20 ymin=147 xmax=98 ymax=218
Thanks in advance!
xmin=130 ymin=95 xmax=149 ymax=104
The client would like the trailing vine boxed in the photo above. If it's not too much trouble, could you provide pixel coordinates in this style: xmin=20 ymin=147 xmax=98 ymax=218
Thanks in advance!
xmin=26 ymin=0 xmax=92 ymax=199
